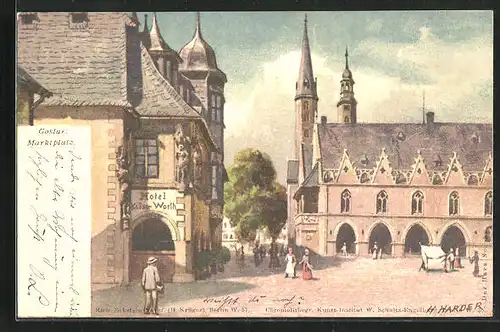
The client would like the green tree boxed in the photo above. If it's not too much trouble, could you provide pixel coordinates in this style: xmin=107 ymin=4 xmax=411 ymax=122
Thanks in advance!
xmin=224 ymin=149 xmax=287 ymax=243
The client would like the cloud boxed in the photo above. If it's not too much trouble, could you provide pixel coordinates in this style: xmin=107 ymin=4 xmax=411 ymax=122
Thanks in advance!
xmin=223 ymin=26 xmax=492 ymax=183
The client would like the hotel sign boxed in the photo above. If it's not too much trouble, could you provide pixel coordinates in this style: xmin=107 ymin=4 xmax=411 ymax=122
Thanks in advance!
xmin=131 ymin=189 xmax=180 ymax=220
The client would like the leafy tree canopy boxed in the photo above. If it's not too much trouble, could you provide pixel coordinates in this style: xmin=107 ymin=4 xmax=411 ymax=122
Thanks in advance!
xmin=224 ymin=149 xmax=287 ymax=243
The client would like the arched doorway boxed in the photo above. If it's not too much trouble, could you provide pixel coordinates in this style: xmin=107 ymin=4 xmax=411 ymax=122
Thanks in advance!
xmin=404 ymin=224 xmax=429 ymax=255
xmin=441 ymin=225 xmax=466 ymax=257
xmin=369 ymin=223 xmax=392 ymax=255
xmin=336 ymin=223 xmax=356 ymax=254
xmin=130 ymin=218 xmax=176 ymax=282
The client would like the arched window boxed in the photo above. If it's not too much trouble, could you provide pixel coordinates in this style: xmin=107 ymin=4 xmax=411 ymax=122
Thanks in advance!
xmin=484 ymin=191 xmax=493 ymax=216
xmin=303 ymin=129 xmax=310 ymax=138
xmin=230 ymin=234 xmax=234 ymax=240
xmin=223 ymin=234 xmax=228 ymax=240
xmin=302 ymin=111 xmax=309 ymax=122
xmin=376 ymin=191 xmax=388 ymax=214
xmin=449 ymin=191 xmax=460 ymax=216
xmin=341 ymin=189 xmax=351 ymax=213
xmin=485 ymin=226 xmax=492 ymax=242
xmin=411 ymin=191 xmax=424 ymax=215
xmin=344 ymin=116 xmax=350 ymax=123
xmin=224 ymin=222 xmax=227 ymax=228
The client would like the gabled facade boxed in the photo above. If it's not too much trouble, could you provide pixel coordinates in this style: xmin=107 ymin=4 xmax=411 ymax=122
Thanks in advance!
xmin=286 ymin=16 xmax=493 ymax=259
xmin=17 ymin=12 xmax=228 ymax=284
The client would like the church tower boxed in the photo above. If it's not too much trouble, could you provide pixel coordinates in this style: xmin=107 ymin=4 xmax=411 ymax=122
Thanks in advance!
xmin=337 ymin=47 xmax=357 ymax=124
xmin=295 ymin=15 xmax=318 ymax=182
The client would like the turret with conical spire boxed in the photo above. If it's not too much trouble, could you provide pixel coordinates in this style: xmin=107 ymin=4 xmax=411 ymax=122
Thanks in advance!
xmin=143 ymin=12 xmax=182 ymax=88
xmin=337 ymin=46 xmax=357 ymax=124
xmin=295 ymin=14 xmax=318 ymax=101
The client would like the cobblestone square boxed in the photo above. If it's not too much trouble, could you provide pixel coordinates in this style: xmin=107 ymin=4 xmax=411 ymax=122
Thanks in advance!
xmin=92 ymin=254 xmax=493 ymax=318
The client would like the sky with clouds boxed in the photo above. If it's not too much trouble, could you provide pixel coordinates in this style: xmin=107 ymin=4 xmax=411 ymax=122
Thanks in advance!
xmin=143 ymin=11 xmax=493 ymax=184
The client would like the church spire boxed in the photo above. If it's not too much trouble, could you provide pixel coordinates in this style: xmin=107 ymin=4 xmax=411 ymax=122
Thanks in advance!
xmin=345 ymin=46 xmax=349 ymax=69
xmin=295 ymin=14 xmax=317 ymax=101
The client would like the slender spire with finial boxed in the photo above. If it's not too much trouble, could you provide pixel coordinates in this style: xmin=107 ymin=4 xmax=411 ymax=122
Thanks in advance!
xmin=143 ymin=14 xmax=149 ymax=32
xmin=295 ymin=13 xmax=317 ymax=100
xmin=422 ymin=90 xmax=426 ymax=124
xmin=195 ymin=12 xmax=202 ymax=37
xmin=345 ymin=46 xmax=349 ymax=69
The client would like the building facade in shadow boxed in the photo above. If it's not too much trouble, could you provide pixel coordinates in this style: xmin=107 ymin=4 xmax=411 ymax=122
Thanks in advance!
xmin=17 ymin=12 xmax=228 ymax=285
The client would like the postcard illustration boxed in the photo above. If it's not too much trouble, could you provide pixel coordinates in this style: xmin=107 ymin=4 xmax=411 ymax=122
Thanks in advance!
xmin=16 ymin=11 xmax=493 ymax=318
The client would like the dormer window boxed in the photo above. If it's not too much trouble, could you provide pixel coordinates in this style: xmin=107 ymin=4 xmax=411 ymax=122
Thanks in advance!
xmin=396 ymin=131 xmax=406 ymax=141
xmin=19 ymin=13 xmax=38 ymax=25
xmin=471 ymin=133 xmax=480 ymax=144
xmin=70 ymin=12 xmax=89 ymax=28
xmin=360 ymin=155 xmax=369 ymax=166
xmin=433 ymin=154 xmax=443 ymax=167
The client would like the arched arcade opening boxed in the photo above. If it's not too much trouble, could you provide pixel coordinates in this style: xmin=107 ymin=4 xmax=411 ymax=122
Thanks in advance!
xmin=441 ymin=225 xmax=467 ymax=257
xmin=404 ymin=224 xmax=430 ymax=255
xmin=336 ymin=223 xmax=356 ymax=254
xmin=130 ymin=218 xmax=176 ymax=282
xmin=369 ymin=223 xmax=392 ymax=255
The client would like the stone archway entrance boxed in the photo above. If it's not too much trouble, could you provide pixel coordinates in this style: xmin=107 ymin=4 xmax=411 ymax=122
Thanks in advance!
xmin=336 ymin=223 xmax=356 ymax=254
xmin=404 ymin=224 xmax=430 ymax=255
xmin=441 ymin=225 xmax=466 ymax=257
xmin=369 ymin=223 xmax=392 ymax=255
xmin=130 ymin=218 xmax=176 ymax=282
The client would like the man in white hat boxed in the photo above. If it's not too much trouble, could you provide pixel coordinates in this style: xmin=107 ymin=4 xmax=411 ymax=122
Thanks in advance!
xmin=142 ymin=256 xmax=161 ymax=315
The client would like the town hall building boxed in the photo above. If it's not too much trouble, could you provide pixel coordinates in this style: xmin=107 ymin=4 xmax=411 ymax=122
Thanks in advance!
xmin=18 ymin=12 xmax=227 ymax=284
xmin=286 ymin=16 xmax=493 ymax=258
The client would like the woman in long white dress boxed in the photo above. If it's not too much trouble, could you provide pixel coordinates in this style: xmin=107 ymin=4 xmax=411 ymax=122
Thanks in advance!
xmin=284 ymin=247 xmax=296 ymax=278
xmin=372 ymin=242 xmax=378 ymax=259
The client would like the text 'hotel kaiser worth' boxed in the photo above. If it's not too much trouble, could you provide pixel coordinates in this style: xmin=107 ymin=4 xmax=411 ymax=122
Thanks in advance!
xmin=17 ymin=12 xmax=228 ymax=284
xmin=286 ymin=16 xmax=493 ymax=259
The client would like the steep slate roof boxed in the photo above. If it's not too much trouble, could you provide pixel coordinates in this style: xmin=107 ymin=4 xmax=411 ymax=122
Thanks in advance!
xmin=17 ymin=66 xmax=52 ymax=96
xmin=302 ymin=143 xmax=314 ymax=178
xmin=286 ymin=159 xmax=299 ymax=184
xmin=17 ymin=12 xmax=219 ymax=149
xmin=302 ymin=162 xmax=318 ymax=187
xmin=318 ymin=123 xmax=492 ymax=172
xmin=18 ymin=12 xmax=132 ymax=107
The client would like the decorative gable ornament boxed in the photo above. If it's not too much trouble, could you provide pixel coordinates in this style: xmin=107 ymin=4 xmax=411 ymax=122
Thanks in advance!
xmin=443 ymin=152 xmax=466 ymax=186
xmin=336 ymin=149 xmax=359 ymax=183
xmin=371 ymin=148 xmax=395 ymax=185
xmin=408 ymin=150 xmax=431 ymax=185
xmin=480 ymin=152 xmax=493 ymax=185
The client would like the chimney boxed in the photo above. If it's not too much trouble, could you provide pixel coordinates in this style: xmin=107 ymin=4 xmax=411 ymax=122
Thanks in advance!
xmin=426 ymin=111 xmax=435 ymax=131
xmin=321 ymin=116 xmax=327 ymax=125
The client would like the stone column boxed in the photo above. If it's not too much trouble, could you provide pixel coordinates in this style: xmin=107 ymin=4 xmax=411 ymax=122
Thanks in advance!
xmin=318 ymin=217 xmax=327 ymax=256
xmin=358 ymin=241 xmax=369 ymax=257
xmin=327 ymin=241 xmax=335 ymax=257
xmin=392 ymin=242 xmax=404 ymax=258
xmin=172 ymin=240 xmax=195 ymax=283
xmin=122 ymin=230 xmax=130 ymax=284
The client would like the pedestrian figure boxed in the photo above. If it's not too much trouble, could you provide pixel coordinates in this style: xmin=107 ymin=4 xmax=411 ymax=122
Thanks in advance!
xmin=446 ymin=248 xmax=455 ymax=273
xmin=378 ymin=248 xmax=382 ymax=260
xmin=372 ymin=242 xmax=378 ymax=260
xmin=142 ymin=256 xmax=161 ymax=315
xmin=259 ymin=245 xmax=265 ymax=261
xmin=469 ymin=250 xmax=480 ymax=277
xmin=455 ymin=247 xmax=463 ymax=268
xmin=299 ymin=249 xmax=313 ymax=280
xmin=284 ymin=247 xmax=297 ymax=278
xmin=341 ymin=242 xmax=347 ymax=257
xmin=253 ymin=244 xmax=261 ymax=267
